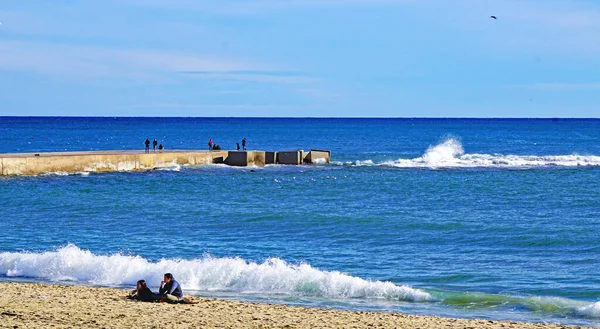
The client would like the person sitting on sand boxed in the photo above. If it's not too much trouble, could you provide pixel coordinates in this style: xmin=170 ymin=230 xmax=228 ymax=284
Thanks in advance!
xmin=159 ymin=273 xmax=183 ymax=303
xmin=129 ymin=279 xmax=160 ymax=302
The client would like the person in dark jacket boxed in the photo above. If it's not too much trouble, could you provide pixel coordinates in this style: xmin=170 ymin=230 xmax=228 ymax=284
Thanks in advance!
xmin=236 ymin=142 xmax=240 ymax=151
xmin=241 ymin=138 xmax=246 ymax=150
xmin=129 ymin=279 xmax=159 ymax=302
xmin=153 ymin=139 xmax=157 ymax=152
xmin=145 ymin=138 xmax=150 ymax=153
xmin=159 ymin=273 xmax=183 ymax=302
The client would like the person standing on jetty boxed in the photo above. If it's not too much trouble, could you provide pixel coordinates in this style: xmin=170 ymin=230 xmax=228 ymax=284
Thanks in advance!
xmin=236 ymin=142 xmax=240 ymax=151
xmin=159 ymin=273 xmax=183 ymax=302
xmin=242 ymin=138 xmax=247 ymax=150
xmin=153 ymin=139 xmax=157 ymax=152
xmin=208 ymin=138 xmax=213 ymax=151
xmin=144 ymin=138 xmax=150 ymax=153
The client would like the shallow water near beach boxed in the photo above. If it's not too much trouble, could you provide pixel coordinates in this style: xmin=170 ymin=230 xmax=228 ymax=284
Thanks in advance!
xmin=1 ymin=117 xmax=600 ymax=327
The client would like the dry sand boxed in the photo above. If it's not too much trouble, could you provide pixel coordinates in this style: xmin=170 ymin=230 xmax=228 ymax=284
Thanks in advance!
xmin=0 ymin=282 xmax=588 ymax=329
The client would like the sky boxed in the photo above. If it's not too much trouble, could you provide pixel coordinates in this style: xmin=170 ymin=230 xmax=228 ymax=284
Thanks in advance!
xmin=1 ymin=0 xmax=600 ymax=117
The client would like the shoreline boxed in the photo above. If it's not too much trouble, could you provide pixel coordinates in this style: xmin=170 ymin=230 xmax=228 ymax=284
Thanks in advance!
xmin=0 ymin=282 xmax=588 ymax=328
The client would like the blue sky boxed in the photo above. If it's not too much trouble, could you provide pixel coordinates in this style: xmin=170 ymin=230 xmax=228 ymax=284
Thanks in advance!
xmin=1 ymin=0 xmax=599 ymax=117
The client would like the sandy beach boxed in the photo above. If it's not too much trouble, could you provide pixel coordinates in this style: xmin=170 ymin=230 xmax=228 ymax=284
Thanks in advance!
xmin=0 ymin=282 xmax=588 ymax=329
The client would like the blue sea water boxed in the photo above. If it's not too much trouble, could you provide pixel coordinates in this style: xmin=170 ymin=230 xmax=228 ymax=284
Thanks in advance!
xmin=1 ymin=117 xmax=600 ymax=327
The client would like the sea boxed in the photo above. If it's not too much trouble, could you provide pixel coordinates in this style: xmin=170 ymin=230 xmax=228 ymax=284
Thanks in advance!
xmin=1 ymin=117 xmax=600 ymax=327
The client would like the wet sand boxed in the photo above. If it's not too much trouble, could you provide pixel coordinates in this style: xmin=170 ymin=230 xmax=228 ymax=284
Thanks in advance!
xmin=0 ymin=282 xmax=587 ymax=329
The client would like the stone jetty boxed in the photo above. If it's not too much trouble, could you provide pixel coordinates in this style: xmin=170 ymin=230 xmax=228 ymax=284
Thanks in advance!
xmin=0 ymin=149 xmax=331 ymax=176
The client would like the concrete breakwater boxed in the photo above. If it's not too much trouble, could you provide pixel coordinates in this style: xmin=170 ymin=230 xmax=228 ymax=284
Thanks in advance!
xmin=0 ymin=149 xmax=331 ymax=176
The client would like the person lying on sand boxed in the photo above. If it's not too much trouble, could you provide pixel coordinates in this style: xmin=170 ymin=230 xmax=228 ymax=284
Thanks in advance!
xmin=159 ymin=273 xmax=183 ymax=303
xmin=129 ymin=280 xmax=161 ymax=302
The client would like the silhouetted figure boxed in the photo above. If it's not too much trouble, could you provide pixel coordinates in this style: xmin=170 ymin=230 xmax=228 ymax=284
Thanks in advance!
xmin=208 ymin=138 xmax=213 ymax=151
xmin=153 ymin=139 xmax=157 ymax=152
xmin=158 ymin=144 xmax=163 ymax=152
xmin=236 ymin=142 xmax=240 ymax=151
xmin=242 ymin=138 xmax=246 ymax=150
xmin=145 ymin=138 xmax=150 ymax=153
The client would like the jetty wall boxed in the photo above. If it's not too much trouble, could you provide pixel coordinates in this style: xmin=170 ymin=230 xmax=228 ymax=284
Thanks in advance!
xmin=0 ymin=149 xmax=331 ymax=176
xmin=0 ymin=151 xmax=227 ymax=176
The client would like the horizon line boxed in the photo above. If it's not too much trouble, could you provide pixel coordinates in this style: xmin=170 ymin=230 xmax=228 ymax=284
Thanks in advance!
xmin=2 ymin=116 xmax=600 ymax=120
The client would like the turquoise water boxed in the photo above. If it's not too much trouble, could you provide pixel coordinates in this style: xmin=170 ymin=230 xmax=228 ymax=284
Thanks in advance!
xmin=1 ymin=117 xmax=600 ymax=326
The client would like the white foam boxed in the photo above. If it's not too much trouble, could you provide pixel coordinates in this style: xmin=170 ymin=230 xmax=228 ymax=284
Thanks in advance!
xmin=577 ymin=301 xmax=600 ymax=317
xmin=350 ymin=138 xmax=600 ymax=169
xmin=39 ymin=171 xmax=90 ymax=177
xmin=157 ymin=163 xmax=181 ymax=171
xmin=0 ymin=245 xmax=431 ymax=302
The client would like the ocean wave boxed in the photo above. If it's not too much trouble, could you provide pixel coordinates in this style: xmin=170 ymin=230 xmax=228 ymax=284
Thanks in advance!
xmin=576 ymin=301 xmax=600 ymax=317
xmin=351 ymin=138 xmax=600 ymax=169
xmin=442 ymin=292 xmax=600 ymax=318
xmin=39 ymin=171 xmax=90 ymax=177
xmin=0 ymin=245 xmax=430 ymax=302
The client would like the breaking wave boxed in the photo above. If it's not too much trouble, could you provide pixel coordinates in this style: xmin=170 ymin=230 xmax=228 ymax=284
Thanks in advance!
xmin=0 ymin=245 xmax=430 ymax=302
xmin=3 ymin=245 xmax=600 ymax=319
xmin=352 ymin=138 xmax=600 ymax=169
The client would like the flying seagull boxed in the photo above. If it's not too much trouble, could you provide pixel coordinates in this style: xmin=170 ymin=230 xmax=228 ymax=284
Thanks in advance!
xmin=490 ymin=16 xmax=497 ymax=20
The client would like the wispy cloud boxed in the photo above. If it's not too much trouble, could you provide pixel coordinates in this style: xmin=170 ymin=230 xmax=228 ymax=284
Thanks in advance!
xmin=515 ymin=82 xmax=600 ymax=91
xmin=0 ymin=40 xmax=266 ymax=80
xmin=112 ymin=103 xmax=325 ymax=117
xmin=122 ymin=0 xmax=416 ymax=12
xmin=180 ymin=70 xmax=315 ymax=84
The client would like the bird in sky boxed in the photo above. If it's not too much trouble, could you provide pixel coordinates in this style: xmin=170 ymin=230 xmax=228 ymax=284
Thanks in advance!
xmin=490 ymin=16 xmax=497 ymax=20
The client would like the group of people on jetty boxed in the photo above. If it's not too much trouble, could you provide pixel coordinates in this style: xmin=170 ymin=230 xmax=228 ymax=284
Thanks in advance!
xmin=144 ymin=138 xmax=163 ymax=153
xmin=129 ymin=273 xmax=194 ymax=304
xmin=208 ymin=137 xmax=247 ymax=151
xmin=143 ymin=137 xmax=247 ymax=153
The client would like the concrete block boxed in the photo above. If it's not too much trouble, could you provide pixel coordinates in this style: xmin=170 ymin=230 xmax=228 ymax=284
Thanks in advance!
xmin=305 ymin=149 xmax=331 ymax=164
xmin=265 ymin=152 xmax=276 ymax=165
xmin=225 ymin=151 xmax=249 ymax=166
xmin=250 ymin=151 xmax=266 ymax=167
xmin=277 ymin=150 xmax=303 ymax=165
